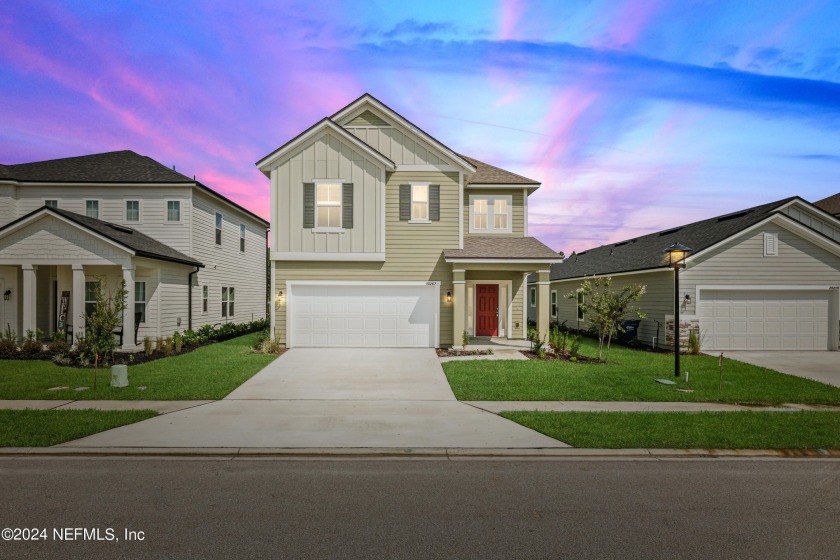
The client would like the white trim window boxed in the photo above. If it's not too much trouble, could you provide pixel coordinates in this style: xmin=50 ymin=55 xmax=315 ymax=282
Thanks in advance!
xmin=45 ymin=199 xmax=58 ymax=209
xmin=166 ymin=200 xmax=181 ymax=223
xmin=550 ymin=290 xmax=557 ymax=319
xmin=577 ymin=291 xmax=585 ymax=321
xmin=85 ymin=200 xmax=99 ymax=219
xmin=202 ymin=285 xmax=208 ymax=313
xmin=315 ymin=181 xmax=342 ymax=229
xmin=125 ymin=200 xmax=140 ymax=222
xmin=410 ymin=183 xmax=430 ymax=223
xmin=221 ymin=287 xmax=229 ymax=317
xmin=240 ymin=224 xmax=246 ymax=252
xmin=84 ymin=281 xmax=100 ymax=316
xmin=134 ymin=281 xmax=146 ymax=323
xmin=469 ymin=195 xmax=512 ymax=234
xmin=215 ymin=212 xmax=223 ymax=245
xmin=764 ymin=232 xmax=778 ymax=256
xmin=529 ymin=286 xmax=536 ymax=307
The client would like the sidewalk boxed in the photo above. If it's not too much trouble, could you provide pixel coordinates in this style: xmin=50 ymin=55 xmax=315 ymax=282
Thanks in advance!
xmin=0 ymin=400 xmax=212 ymax=414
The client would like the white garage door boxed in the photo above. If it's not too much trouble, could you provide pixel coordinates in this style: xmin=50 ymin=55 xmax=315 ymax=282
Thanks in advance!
xmin=700 ymin=289 xmax=829 ymax=351
xmin=289 ymin=283 xmax=438 ymax=348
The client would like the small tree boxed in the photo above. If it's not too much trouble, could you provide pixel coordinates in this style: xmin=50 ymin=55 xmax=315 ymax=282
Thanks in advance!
xmin=566 ymin=277 xmax=646 ymax=364
xmin=83 ymin=278 xmax=127 ymax=388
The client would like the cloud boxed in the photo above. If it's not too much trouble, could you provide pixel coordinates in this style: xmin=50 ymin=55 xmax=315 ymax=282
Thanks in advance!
xmin=788 ymin=153 xmax=840 ymax=162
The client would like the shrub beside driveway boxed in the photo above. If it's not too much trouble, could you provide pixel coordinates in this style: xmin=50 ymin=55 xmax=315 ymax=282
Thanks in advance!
xmin=442 ymin=337 xmax=840 ymax=405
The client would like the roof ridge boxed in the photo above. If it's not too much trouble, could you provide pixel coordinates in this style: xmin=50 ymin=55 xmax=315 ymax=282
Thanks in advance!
xmin=5 ymin=149 xmax=138 ymax=168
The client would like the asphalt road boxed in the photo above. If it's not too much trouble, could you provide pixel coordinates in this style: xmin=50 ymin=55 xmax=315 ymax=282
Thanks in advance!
xmin=1 ymin=457 xmax=838 ymax=559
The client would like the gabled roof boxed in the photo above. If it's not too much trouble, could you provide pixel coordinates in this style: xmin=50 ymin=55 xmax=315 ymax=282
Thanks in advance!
xmin=459 ymin=154 xmax=540 ymax=186
xmin=444 ymin=236 xmax=561 ymax=261
xmin=548 ymin=196 xmax=840 ymax=281
xmin=0 ymin=206 xmax=203 ymax=267
xmin=330 ymin=93 xmax=477 ymax=174
xmin=1 ymin=150 xmax=268 ymax=227
xmin=814 ymin=192 xmax=840 ymax=217
xmin=255 ymin=118 xmax=396 ymax=174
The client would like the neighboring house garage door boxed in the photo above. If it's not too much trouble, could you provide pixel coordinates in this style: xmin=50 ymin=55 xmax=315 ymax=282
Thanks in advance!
xmin=700 ymin=289 xmax=830 ymax=350
xmin=288 ymin=283 xmax=438 ymax=348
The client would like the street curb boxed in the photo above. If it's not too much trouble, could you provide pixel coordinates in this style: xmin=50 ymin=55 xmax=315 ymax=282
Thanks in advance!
xmin=1 ymin=447 xmax=839 ymax=459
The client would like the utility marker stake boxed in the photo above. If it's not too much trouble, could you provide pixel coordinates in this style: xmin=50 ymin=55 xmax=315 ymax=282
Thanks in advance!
xmin=719 ymin=352 xmax=724 ymax=390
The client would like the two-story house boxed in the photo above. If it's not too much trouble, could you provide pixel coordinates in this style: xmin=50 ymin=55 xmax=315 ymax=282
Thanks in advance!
xmin=0 ymin=150 xmax=269 ymax=349
xmin=260 ymin=94 xmax=562 ymax=348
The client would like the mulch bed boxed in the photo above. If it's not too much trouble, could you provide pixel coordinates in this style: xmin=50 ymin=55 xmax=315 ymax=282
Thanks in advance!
xmin=520 ymin=350 xmax=602 ymax=363
xmin=436 ymin=348 xmax=494 ymax=357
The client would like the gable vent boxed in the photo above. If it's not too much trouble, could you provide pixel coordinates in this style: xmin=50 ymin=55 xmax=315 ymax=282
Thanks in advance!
xmin=345 ymin=110 xmax=389 ymax=127
xmin=764 ymin=232 xmax=778 ymax=256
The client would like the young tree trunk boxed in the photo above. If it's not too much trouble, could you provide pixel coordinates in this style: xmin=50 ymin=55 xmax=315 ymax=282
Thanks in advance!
xmin=605 ymin=334 xmax=613 ymax=364
xmin=93 ymin=353 xmax=99 ymax=389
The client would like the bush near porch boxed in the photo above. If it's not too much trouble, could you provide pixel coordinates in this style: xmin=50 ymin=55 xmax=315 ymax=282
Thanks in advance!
xmin=0 ymin=332 xmax=276 ymax=400
xmin=442 ymin=336 xmax=840 ymax=405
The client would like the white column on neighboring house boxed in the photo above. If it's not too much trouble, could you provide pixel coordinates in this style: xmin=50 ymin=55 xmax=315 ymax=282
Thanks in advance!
xmin=21 ymin=264 xmax=37 ymax=337
xmin=122 ymin=265 xmax=136 ymax=350
xmin=71 ymin=264 xmax=86 ymax=343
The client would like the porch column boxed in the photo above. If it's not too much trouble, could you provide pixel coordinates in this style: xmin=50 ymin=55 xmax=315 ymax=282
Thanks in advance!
xmin=452 ymin=269 xmax=466 ymax=348
xmin=536 ymin=269 xmax=550 ymax=339
xmin=71 ymin=264 xmax=86 ymax=343
xmin=122 ymin=265 xmax=136 ymax=350
xmin=21 ymin=264 xmax=37 ymax=337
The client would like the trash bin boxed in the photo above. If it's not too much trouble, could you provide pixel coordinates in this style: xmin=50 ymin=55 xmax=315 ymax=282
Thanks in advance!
xmin=110 ymin=364 xmax=128 ymax=388
xmin=618 ymin=320 xmax=642 ymax=345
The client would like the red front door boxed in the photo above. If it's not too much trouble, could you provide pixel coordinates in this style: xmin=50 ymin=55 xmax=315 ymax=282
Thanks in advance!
xmin=476 ymin=284 xmax=499 ymax=336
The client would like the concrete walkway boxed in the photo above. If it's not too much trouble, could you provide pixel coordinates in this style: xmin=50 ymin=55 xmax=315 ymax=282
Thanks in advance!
xmin=57 ymin=349 xmax=567 ymax=449
xmin=726 ymin=351 xmax=840 ymax=388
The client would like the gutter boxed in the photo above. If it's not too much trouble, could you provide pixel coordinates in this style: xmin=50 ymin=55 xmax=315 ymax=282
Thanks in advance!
xmin=188 ymin=266 xmax=200 ymax=330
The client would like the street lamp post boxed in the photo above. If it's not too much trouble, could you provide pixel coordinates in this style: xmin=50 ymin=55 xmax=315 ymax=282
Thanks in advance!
xmin=664 ymin=243 xmax=694 ymax=378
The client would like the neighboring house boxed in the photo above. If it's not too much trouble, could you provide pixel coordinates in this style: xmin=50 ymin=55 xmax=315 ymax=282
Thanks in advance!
xmin=533 ymin=197 xmax=840 ymax=352
xmin=0 ymin=150 xmax=268 ymax=349
xmin=815 ymin=192 xmax=840 ymax=218
xmin=259 ymin=94 xmax=562 ymax=348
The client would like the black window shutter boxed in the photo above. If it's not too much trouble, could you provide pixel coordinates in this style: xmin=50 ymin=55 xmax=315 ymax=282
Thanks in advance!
xmin=399 ymin=184 xmax=411 ymax=221
xmin=342 ymin=183 xmax=354 ymax=229
xmin=429 ymin=184 xmax=440 ymax=221
xmin=303 ymin=183 xmax=315 ymax=228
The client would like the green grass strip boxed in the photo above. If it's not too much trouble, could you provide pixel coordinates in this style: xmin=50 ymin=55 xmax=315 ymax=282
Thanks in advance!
xmin=0 ymin=332 xmax=276 ymax=400
xmin=501 ymin=410 xmax=840 ymax=449
xmin=0 ymin=409 xmax=158 ymax=447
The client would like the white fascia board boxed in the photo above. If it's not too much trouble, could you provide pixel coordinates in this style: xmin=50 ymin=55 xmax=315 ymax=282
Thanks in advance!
xmin=542 ymin=267 xmax=671 ymax=284
xmin=468 ymin=183 xmax=540 ymax=193
xmin=0 ymin=209 xmax=136 ymax=256
xmin=331 ymin=96 xmax=477 ymax=174
xmin=397 ymin=164 xmax=459 ymax=172
xmin=270 ymin=251 xmax=386 ymax=262
xmin=288 ymin=280 xmax=440 ymax=287
xmin=256 ymin=119 xmax=395 ymax=172
xmin=445 ymin=258 xmax=561 ymax=264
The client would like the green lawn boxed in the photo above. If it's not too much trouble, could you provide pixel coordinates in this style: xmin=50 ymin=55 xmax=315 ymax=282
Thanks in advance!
xmin=443 ymin=338 xmax=840 ymax=404
xmin=0 ymin=409 xmax=158 ymax=447
xmin=502 ymin=410 xmax=840 ymax=449
xmin=0 ymin=332 xmax=277 ymax=400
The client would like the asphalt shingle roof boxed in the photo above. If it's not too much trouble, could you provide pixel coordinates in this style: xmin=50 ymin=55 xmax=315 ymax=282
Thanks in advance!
xmin=1 ymin=150 xmax=194 ymax=183
xmin=551 ymin=197 xmax=801 ymax=281
xmin=444 ymin=236 xmax=561 ymax=260
xmin=0 ymin=207 xmax=203 ymax=267
xmin=458 ymin=154 xmax=540 ymax=185
xmin=814 ymin=192 xmax=840 ymax=217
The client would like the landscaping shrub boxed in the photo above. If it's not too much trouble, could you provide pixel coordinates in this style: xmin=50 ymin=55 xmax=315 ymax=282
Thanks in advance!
xmin=155 ymin=336 xmax=164 ymax=353
xmin=20 ymin=329 xmax=45 ymax=359
xmin=174 ymin=331 xmax=183 ymax=353
xmin=47 ymin=332 xmax=71 ymax=359
xmin=143 ymin=337 xmax=153 ymax=356
xmin=462 ymin=329 xmax=470 ymax=347
xmin=688 ymin=329 xmax=701 ymax=355
xmin=0 ymin=327 xmax=17 ymax=359
xmin=569 ymin=335 xmax=581 ymax=359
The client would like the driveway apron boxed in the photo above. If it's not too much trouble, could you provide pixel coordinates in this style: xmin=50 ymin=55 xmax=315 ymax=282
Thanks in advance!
xmin=61 ymin=348 xmax=566 ymax=449
xmin=725 ymin=351 xmax=840 ymax=388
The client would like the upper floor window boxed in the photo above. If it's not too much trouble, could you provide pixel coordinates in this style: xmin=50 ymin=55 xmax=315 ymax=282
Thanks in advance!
xmin=411 ymin=183 xmax=429 ymax=222
xmin=45 ymin=199 xmax=58 ymax=209
xmin=215 ymin=212 xmax=222 ymax=245
xmin=166 ymin=200 xmax=181 ymax=223
xmin=316 ymin=182 xmax=342 ymax=228
xmin=85 ymin=200 xmax=99 ymax=219
xmin=240 ymin=224 xmax=246 ymax=252
xmin=469 ymin=195 xmax=511 ymax=234
xmin=126 ymin=200 xmax=140 ymax=222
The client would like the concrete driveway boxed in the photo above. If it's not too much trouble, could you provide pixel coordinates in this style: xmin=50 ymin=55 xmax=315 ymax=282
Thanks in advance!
xmin=726 ymin=351 xmax=840 ymax=388
xmin=62 ymin=348 xmax=566 ymax=449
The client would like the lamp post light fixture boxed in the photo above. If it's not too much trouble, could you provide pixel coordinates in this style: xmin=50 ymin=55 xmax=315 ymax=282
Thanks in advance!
xmin=664 ymin=242 xmax=694 ymax=377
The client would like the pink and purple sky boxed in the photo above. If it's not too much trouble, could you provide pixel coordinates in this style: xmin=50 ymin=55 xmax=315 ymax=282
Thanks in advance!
xmin=2 ymin=1 xmax=839 ymax=253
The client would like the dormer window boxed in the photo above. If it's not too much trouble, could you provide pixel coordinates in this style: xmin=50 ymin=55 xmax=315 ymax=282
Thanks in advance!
xmin=469 ymin=195 xmax=512 ymax=234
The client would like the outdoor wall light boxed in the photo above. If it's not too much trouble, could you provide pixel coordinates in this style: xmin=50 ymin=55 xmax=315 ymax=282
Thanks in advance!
xmin=3 ymin=289 xmax=10 ymax=301
xmin=684 ymin=294 xmax=691 ymax=304
xmin=446 ymin=291 xmax=452 ymax=303
xmin=275 ymin=290 xmax=284 ymax=303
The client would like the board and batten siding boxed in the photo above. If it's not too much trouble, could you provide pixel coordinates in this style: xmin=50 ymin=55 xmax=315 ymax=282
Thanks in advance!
xmin=780 ymin=205 xmax=840 ymax=244
xmin=345 ymin=126 xmax=448 ymax=167
xmin=464 ymin=188 xmax=526 ymax=237
xmin=681 ymin=223 xmax=840 ymax=316
xmin=6 ymin=185 xmax=194 ymax=255
xmin=190 ymin=190 xmax=266 ymax=328
xmin=274 ymin=170 xmax=459 ymax=346
xmin=271 ymin=132 xmax=383 ymax=255
xmin=549 ymin=271 xmax=674 ymax=347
